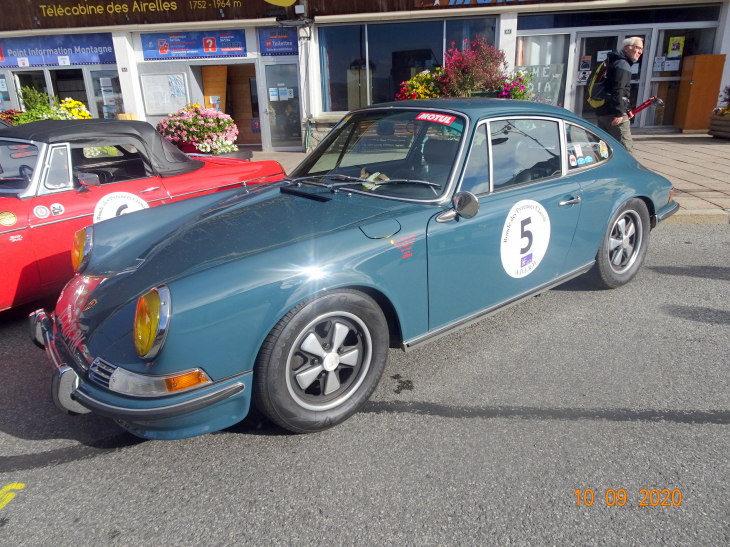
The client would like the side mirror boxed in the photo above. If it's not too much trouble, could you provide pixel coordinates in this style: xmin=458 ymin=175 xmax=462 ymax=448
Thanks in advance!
xmin=436 ymin=191 xmax=479 ymax=223
xmin=75 ymin=172 xmax=100 ymax=193
xmin=452 ymin=191 xmax=479 ymax=218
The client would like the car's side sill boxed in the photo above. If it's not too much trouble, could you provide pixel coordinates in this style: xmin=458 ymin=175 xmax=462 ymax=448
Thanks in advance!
xmin=402 ymin=261 xmax=595 ymax=352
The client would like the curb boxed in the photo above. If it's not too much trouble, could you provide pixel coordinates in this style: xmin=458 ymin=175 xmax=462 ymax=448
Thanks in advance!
xmin=663 ymin=209 xmax=730 ymax=224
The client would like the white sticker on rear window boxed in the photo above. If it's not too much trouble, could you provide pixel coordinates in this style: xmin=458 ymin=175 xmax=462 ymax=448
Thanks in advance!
xmin=501 ymin=199 xmax=551 ymax=279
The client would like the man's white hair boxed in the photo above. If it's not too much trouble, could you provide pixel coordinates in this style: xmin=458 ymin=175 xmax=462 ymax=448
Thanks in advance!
xmin=622 ymin=37 xmax=644 ymax=48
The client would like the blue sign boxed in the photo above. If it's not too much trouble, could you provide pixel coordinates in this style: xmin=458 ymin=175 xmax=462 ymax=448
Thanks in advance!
xmin=142 ymin=31 xmax=246 ymax=61
xmin=258 ymin=28 xmax=298 ymax=56
xmin=0 ymin=33 xmax=115 ymax=68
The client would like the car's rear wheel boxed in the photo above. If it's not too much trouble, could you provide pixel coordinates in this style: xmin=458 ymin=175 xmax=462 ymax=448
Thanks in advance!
xmin=253 ymin=289 xmax=389 ymax=433
xmin=589 ymin=198 xmax=650 ymax=289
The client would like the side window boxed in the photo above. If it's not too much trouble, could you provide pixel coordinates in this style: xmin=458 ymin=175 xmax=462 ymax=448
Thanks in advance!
xmin=44 ymin=146 xmax=72 ymax=190
xmin=490 ymin=119 xmax=562 ymax=190
xmin=71 ymin=143 xmax=148 ymax=184
xmin=566 ymin=124 xmax=611 ymax=169
xmin=460 ymin=124 xmax=490 ymax=195
xmin=83 ymin=146 xmax=123 ymax=158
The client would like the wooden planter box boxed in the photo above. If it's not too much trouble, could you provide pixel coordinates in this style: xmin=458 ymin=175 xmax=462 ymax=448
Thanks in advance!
xmin=709 ymin=114 xmax=730 ymax=139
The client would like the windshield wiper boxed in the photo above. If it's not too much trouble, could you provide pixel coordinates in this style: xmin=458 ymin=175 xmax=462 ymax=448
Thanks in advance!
xmin=367 ymin=179 xmax=442 ymax=188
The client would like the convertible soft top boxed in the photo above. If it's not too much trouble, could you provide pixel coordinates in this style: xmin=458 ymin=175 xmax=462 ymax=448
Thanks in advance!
xmin=0 ymin=119 xmax=203 ymax=178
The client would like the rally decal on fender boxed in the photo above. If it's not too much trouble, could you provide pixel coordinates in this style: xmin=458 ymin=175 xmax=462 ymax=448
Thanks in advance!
xmin=93 ymin=192 xmax=149 ymax=223
xmin=501 ymin=199 xmax=551 ymax=279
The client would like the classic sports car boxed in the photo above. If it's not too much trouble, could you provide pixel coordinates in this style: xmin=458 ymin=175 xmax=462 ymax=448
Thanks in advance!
xmin=0 ymin=119 xmax=284 ymax=311
xmin=30 ymin=99 xmax=678 ymax=440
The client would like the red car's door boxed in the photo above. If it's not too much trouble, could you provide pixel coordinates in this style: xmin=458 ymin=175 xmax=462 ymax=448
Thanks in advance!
xmin=0 ymin=198 xmax=37 ymax=311
xmin=28 ymin=143 xmax=170 ymax=289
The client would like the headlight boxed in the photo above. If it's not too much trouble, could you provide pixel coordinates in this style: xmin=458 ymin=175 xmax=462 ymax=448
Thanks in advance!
xmin=108 ymin=366 xmax=211 ymax=397
xmin=71 ymin=226 xmax=93 ymax=273
xmin=134 ymin=285 xmax=171 ymax=360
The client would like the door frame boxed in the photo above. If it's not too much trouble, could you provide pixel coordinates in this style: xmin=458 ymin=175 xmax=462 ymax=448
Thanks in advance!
xmin=256 ymin=55 xmax=304 ymax=152
xmin=573 ymin=29 xmax=653 ymax=127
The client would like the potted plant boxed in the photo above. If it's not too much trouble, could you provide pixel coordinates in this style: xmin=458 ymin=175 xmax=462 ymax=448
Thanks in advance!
xmin=709 ymin=85 xmax=730 ymax=139
xmin=0 ymin=109 xmax=22 ymax=125
xmin=499 ymin=71 xmax=534 ymax=100
xmin=156 ymin=103 xmax=239 ymax=154
xmin=395 ymin=67 xmax=445 ymax=101
xmin=14 ymin=86 xmax=92 ymax=124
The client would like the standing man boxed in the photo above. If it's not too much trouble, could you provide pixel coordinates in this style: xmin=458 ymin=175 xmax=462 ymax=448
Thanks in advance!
xmin=596 ymin=37 xmax=644 ymax=155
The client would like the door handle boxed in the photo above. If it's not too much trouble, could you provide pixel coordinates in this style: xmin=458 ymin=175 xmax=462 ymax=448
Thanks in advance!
xmin=559 ymin=196 xmax=581 ymax=206
xmin=138 ymin=186 xmax=161 ymax=194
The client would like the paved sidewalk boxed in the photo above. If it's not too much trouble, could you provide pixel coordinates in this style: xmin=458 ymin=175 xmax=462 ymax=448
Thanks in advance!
xmin=252 ymin=134 xmax=730 ymax=222
xmin=633 ymin=133 xmax=730 ymax=221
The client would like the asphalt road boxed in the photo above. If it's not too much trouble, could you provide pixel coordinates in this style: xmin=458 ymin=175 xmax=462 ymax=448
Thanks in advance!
xmin=0 ymin=223 xmax=728 ymax=546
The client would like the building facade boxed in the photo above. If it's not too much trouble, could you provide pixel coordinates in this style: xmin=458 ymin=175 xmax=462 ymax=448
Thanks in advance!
xmin=1 ymin=0 xmax=728 ymax=152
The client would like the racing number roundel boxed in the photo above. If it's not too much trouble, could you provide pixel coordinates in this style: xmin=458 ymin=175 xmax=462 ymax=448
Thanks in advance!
xmin=500 ymin=199 xmax=551 ymax=279
xmin=93 ymin=192 xmax=149 ymax=223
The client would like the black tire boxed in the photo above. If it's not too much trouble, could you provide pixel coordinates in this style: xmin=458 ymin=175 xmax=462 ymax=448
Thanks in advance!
xmin=253 ymin=289 xmax=389 ymax=433
xmin=588 ymin=198 xmax=650 ymax=289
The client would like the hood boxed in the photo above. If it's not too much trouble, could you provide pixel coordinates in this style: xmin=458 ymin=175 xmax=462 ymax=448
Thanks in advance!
xmin=75 ymin=184 xmax=410 ymax=346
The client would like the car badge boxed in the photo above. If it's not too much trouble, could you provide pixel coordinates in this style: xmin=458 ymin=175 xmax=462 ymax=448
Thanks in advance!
xmin=0 ymin=211 xmax=17 ymax=226
xmin=34 ymin=206 xmax=50 ymax=219
xmin=83 ymin=299 xmax=97 ymax=312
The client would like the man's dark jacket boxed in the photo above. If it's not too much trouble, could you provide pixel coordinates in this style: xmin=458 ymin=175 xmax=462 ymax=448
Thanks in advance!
xmin=596 ymin=50 xmax=634 ymax=118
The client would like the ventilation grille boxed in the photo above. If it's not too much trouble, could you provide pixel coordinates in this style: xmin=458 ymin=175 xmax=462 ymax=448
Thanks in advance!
xmin=88 ymin=359 xmax=117 ymax=389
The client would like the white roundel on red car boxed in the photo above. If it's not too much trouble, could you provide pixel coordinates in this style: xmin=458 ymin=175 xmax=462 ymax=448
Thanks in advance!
xmin=500 ymin=199 xmax=551 ymax=279
xmin=93 ymin=192 xmax=149 ymax=223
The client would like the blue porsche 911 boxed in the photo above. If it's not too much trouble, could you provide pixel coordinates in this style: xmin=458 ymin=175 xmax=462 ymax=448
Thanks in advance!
xmin=31 ymin=99 xmax=678 ymax=439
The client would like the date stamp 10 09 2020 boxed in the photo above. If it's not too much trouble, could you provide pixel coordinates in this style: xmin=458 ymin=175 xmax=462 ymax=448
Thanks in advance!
xmin=575 ymin=488 xmax=682 ymax=507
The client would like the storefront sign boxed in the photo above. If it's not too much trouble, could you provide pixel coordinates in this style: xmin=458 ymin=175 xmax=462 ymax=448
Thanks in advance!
xmin=517 ymin=64 xmax=565 ymax=106
xmin=0 ymin=33 xmax=115 ymax=67
xmin=414 ymin=0 xmax=603 ymax=7
xmin=258 ymin=28 xmax=298 ymax=56
xmin=141 ymin=31 xmax=246 ymax=61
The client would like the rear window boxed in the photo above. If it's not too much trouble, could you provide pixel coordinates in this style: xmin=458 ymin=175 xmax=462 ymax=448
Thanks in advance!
xmin=0 ymin=140 xmax=40 ymax=194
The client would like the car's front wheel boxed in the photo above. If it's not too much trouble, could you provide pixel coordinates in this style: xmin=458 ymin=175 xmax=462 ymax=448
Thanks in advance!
xmin=589 ymin=198 xmax=650 ymax=289
xmin=253 ymin=289 xmax=389 ymax=433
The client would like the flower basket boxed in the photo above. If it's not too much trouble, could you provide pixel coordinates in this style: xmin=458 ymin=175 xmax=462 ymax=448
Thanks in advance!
xmin=180 ymin=142 xmax=198 ymax=153
xmin=157 ymin=103 xmax=239 ymax=154
xmin=709 ymin=114 xmax=730 ymax=139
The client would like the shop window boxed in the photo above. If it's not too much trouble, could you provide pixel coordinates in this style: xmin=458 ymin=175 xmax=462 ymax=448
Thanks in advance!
xmin=516 ymin=35 xmax=570 ymax=108
xmin=319 ymin=25 xmax=367 ymax=112
xmin=49 ymin=70 xmax=88 ymax=109
xmin=518 ymin=6 xmax=721 ymax=30
xmin=490 ymin=119 xmax=562 ymax=190
xmin=445 ymin=18 xmax=496 ymax=51
xmin=367 ymin=21 xmax=444 ymax=106
xmin=91 ymin=70 xmax=124 ymax=120
xmin=0 ymin=75 xmax=10 ymax=110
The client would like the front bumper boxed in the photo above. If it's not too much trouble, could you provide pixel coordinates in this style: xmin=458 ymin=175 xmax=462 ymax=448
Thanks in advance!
xmin=29 ymin=309 xmax=251 ymax=438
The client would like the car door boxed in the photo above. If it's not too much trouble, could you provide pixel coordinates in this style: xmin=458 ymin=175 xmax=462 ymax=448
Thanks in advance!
xmin=28 ymin=143 xmax=170 ymax=289
xmin=427 ymin=117 xmax=582 ymax=331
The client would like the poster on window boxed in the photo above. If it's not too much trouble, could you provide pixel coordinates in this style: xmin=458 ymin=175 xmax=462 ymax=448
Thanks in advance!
xmin=141 ymin=31 xmax=246 ymax=60
xmin=517 ymin=64 xmax=565 ymax=106
xmin=140 ymin=73 xmax=189 ymax=115
xmin=667 ymin=36 xmax=685 ymax=58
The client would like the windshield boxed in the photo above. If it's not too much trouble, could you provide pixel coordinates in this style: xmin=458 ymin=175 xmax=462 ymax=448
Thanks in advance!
xmin=292 ymin=109 xmax=465 ymax=200
xmin=0 ymin=140 xmax=40 ymax=195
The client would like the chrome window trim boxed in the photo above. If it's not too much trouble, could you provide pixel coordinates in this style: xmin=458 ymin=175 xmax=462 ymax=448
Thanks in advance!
xmin=137 ymin=285 xmax=172 ymax=361
xmin=29 ymin=212 xmax=93 ymax=228
xmin=564 ymin=121 xmax=615 ymax=174
xmin=0 ymin=225 xmax=28 ymax=236
xmin=0 ymin=138 xmax=46 ymax=200
xmin=455 ymin=120 xmax=491 ymax=197
xmin=486 ymin=115 xmax=566 ymax=194
xmin=303 ymin=106 xmax=471 ymax=206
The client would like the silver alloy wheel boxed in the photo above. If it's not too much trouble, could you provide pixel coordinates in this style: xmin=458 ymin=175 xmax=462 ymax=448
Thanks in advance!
xmin=285 ymin=311 xmax=372 ymax=411
xmin=608 ymin=209 xmax=643 ymax=274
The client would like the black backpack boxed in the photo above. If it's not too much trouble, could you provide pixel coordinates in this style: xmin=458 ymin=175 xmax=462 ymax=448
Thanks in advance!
xmin=587 ymin=60 xmax=609 ymax=108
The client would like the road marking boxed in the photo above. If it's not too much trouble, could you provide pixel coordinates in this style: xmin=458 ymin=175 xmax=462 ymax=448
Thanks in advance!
xmin=0 ymin=483 xmax=25 ymax=511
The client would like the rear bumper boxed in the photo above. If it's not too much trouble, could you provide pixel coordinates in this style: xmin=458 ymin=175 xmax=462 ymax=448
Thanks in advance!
xmin=29 ymin=309 xmax=251 ymax=437
xmin=656 ymin=201 xmax=680 ymax=224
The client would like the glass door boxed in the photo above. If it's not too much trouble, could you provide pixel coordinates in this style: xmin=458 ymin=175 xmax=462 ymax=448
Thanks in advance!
xmin=261 ymin=62 xmax=302 ymax=151
xmin=575 ymin=30 xmax=651 ymax=126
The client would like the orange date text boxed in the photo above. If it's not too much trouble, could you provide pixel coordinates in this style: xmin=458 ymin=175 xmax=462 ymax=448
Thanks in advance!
xmin=574 ymin=489 xmax=682 ymax=507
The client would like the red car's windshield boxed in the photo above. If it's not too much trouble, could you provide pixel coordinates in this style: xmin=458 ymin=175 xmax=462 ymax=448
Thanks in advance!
xmin=0 ymin=140 xmax=40 ymax=194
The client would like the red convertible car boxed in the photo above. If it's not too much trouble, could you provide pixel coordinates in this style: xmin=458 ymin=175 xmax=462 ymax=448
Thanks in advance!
xmin=0 ymin=119 xmax=285 ymax=311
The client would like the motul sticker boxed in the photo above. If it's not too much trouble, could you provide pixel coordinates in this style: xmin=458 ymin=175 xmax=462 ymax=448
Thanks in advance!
xmin=415 ymin=112 xmax=456 ymax=125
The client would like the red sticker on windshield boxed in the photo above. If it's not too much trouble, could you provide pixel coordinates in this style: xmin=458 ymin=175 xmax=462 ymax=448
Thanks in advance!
xmin=416 ymin=112 xmax=456 ymax=125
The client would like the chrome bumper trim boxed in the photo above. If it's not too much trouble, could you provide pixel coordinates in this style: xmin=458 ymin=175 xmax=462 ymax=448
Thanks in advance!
xmin=656 ymin=201 xmax=680 ymax=224
xmin=71 ymin=380 xmax=247 ymax=422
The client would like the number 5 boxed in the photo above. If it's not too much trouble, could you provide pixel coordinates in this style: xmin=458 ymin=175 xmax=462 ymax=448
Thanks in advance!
xmin=521 ymin=217 xmax=533 ymax=254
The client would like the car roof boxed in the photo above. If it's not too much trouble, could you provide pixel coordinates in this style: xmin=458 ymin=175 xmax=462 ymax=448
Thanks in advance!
xmin=353 ymin=98 xmax=589 ymax=126
xmin=0 ymin=119 xmax=203 ymax=178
